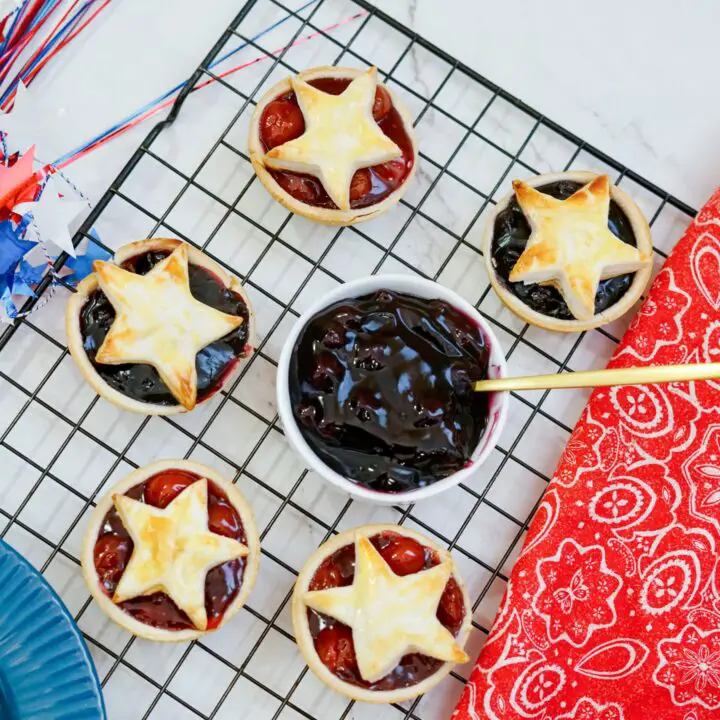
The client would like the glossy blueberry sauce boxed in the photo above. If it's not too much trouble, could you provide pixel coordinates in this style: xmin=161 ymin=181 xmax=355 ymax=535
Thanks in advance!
xmin=79 ymin=250 xmax=251 ymax=406
xmin=491 ymin=180 xmax=638 ymax=320
xmin=93 ymin=470 xmax=247 ymax=631
xmin=260 ymin=77 xmax=414 ymax=210
xmin=307 ymin=532 xmax=466 ymax=690
xmin=290 ymin=290 xmax=491 ymax=492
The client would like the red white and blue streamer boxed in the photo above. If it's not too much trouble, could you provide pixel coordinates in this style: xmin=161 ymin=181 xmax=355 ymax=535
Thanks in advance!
xmin=0 ymin=0 xmax=367 ymax=323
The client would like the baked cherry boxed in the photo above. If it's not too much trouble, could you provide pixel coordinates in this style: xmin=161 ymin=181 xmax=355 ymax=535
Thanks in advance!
xmin=310 ymin=559 xmax=343 ymax=591
xmin=144 ymin=471 xmax=196 ymax=509
xmin=372 ymin=86 xmax=392 ymax=121
xmin=94 ymin=533 xmax=133 ymax=593
xmin=374 ymin=158 xmax=408 ymax=185
xmin=315 ymin=625 xmax=358 ymax=676
xmin=349 ymin=169 xmax=372 ymax=201
xmin=261 ymin=98 xmax=305 ymax=149
xmin=379 ymin=535 xmax=426 ymax=576
xmin=437 ymin=578 xmax=465 ymax=634
xmin=208 ymin=496 xmax=243 ymax=539
xmin=275 ymin=172 xmax=321 ymax=204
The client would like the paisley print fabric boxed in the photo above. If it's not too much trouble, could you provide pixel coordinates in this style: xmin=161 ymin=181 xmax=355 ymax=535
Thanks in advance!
xmin=454 ymin=191 xmax=720 ymax=720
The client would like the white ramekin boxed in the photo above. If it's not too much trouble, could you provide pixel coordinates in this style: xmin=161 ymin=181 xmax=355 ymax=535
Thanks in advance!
xmin=276 ymin=275 xmax=509 ymax=505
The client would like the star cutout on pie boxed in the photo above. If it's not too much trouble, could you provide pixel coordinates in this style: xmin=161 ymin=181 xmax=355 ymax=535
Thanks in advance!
xmin=509 ymin=174 xmax=651 ymax=321
xmin=264 ymin=67 xmax=402 ymax=211
xmin=303 ymin=534 xmax=468 ymax=683
xmin=92 ymin=243 xmax=243 ymax=410
xmin=112 ymin=478 xmax=248 ymax=631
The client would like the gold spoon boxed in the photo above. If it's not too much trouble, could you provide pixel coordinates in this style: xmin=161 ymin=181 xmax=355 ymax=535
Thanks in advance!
xmin=474 ymin=363 xmax=720 ymax=393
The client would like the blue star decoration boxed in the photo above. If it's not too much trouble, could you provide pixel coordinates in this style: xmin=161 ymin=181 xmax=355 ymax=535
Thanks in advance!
xmin=65 ymin=232 xmax=110 ymax=284
xmin=0 ymin=218 xmax=35 ymax=297
xmin=2 ymin=288 xmax=18 ymax=319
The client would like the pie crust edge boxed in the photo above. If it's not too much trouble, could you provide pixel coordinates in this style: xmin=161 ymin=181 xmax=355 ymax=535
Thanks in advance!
xmin=65 ymin=238 xmax=255 ymax=415
xmin=80 ymin=459 xmax=261 ymax=643
xmin=291 ymin=523 xmax=472 ymax=704
xmin=248 ymin=66 xmax=418 ymax=226
xmin=482 ymin=170 xmax=653 ymax=332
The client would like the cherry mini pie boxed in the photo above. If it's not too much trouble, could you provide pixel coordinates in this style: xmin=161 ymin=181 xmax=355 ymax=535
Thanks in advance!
xmin=292 ymin=524 xmax=471 ymax=703
xmin=483 ymin=171 xmax=653 ymax=332
xmin=249 ymin=66 xmax=417 ymax=225
xmin=66 ymin=238 xmax=255 ymax=414
xmin=82 ymin=460 xmax=260 ymax=642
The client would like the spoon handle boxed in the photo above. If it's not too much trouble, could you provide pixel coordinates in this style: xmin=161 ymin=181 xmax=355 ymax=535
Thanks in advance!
xmin=473 ymin=363 xmax=720 ymax=393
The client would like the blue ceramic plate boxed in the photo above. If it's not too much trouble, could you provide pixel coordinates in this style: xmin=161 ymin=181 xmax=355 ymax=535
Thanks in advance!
xmin=0 ymin=540 xmax=105 ymax=720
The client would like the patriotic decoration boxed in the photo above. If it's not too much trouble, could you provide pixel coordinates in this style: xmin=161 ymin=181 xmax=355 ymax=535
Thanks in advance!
xmin=0 ymin=0 xmax=366 ymax=323
xmin=454 ymin=190 xmax=720 ymax=720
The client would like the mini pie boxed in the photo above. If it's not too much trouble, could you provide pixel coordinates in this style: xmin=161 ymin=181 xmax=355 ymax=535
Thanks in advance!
xmin=249 ymin=66 xmax=417 ymax=225
xmin=66 ymin=238 xmax=255 ymax=415
xmin=483 ymin=171 xmax=653 ymax=332
xmin=292 ymin=524 xmax=471 ymax=703
xmin=82 ymin=460 xmax=260 ymax=642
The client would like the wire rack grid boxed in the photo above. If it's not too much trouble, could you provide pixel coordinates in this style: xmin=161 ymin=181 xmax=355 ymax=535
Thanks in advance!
xmin=0 ymin=1 xmax=698 ymax=719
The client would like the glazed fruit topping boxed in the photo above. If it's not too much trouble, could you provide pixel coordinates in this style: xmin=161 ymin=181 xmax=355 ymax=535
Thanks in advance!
xmin=261 ymin=98 xmax=305 ymax=150
xmin=143 ymin=470 xmax=195 ymax=509
xmin=377 ymin=535 xmax=426 ymax=576
xmin=290 ymin=290 xmax=491 ymax=492
xmin=372 ymin=85 xmax=392 ymax=121
xmin=315 ymin=625 xmax=359 ymax=678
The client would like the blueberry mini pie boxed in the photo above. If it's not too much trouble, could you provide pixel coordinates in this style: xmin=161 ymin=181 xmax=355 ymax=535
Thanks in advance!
xmin=292 ymin=524 xmax=471 ymax=703
xmin=249 ymin=66 xmax=417 ymax=225
xmin=483 ymin=171 xmax=653 ymax=332
xmin=82 ymin=460 xmax=260 ymax=642
xmin=66 ymin=238 xmax=254 ymax=414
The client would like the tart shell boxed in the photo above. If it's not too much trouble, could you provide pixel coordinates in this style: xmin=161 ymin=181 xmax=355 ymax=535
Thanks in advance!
xmin=482 ymin=171 xmax=653 ymax=333
xmin=248 ymin=66 xmax=418 ymax=226
xmin=292 ymin=523 xmax=472 ymax=704
xmin=81 ymin=459 xmax=260 ymax=643
xmin=66 ymin=238 xmax=255 ymax=415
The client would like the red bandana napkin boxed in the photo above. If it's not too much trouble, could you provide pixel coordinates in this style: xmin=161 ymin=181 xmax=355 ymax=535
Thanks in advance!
xmin=453 ymin=189 xmax=720 ymax=720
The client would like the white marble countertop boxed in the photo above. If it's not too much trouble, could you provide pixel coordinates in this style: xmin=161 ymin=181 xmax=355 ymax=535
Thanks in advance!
xmin=28 ymin=0 xmax=720 ymax=211
xmin=381 ymin=0 xmax=720 ymax=210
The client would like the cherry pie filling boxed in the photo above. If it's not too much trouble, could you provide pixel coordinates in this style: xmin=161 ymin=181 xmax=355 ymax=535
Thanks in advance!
xmin=93 ymin=470 xmax=247 ymax=631
xmin=259 ymin=77 xmax=414 ymax=209
xmin=79 ymin=250 xmax=251 ymax=406
xmin=290 ymin=290 xmax=491 ymax=492
xmin=491 ymin=180 xmax=638 ymax=320
xmin=307 ymin=532 xmax=466 ymax=691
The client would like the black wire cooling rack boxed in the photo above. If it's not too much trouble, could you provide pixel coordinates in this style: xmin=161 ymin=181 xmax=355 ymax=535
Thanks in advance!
xmin=0 ymin=1 xmax=699 ymax=718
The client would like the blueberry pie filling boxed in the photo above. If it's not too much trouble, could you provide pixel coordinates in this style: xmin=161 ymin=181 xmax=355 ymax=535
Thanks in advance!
xmin=289 ymin=289 xmax=491 ymax=492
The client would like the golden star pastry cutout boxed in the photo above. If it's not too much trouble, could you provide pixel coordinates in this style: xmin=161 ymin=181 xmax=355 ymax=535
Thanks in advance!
xmin=303 ymin=535 xmax=468 ymax=683
xmin=264 ymin=67 xmax=402 ymax=211
xmin=93 ymin=244 xmax=243 ymax=410
xmin=509 ymin=175 xmax=651 ymax=321
xmin=112 ymin=479 xmax=248 ymax=631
